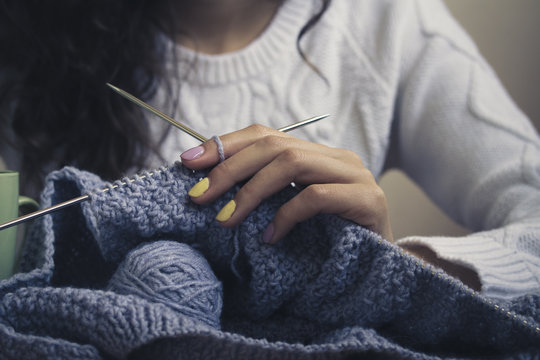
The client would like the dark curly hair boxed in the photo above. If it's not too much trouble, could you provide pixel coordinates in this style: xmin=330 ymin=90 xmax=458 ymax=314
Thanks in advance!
xmin=0 ymin=0 xmax=331 ymax=192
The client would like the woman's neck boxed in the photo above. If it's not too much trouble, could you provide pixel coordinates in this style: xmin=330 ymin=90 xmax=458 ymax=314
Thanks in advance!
xmin=172 ymin=0 xmax=282 ymax=54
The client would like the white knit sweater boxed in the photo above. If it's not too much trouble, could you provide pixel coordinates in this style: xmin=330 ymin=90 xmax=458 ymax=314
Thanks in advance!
xmin=147 ymin=0 xmax=540 ymax=300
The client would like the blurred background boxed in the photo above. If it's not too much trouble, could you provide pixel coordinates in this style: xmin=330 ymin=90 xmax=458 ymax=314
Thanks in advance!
xmin=380 ymin=0 xmax=540 ymax=239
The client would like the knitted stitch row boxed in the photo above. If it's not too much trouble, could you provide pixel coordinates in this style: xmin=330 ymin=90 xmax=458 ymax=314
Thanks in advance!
xmin=0 ymin=163 xmax=539 ymax=359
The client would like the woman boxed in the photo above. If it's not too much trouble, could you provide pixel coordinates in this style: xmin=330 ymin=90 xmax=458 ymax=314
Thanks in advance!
xmin=1 ymin=0 xmax=539 ymax=299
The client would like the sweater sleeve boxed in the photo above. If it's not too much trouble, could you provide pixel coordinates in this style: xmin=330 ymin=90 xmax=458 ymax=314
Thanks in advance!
xmin=392 ymin=0 xmax=540 ymax=300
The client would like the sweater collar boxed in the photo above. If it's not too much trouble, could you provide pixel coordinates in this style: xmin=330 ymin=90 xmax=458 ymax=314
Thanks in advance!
xmin=167 ymin=0 xmax=311 ymax=85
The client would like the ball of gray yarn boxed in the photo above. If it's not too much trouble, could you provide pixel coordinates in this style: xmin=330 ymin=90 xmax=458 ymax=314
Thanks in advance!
xmin=108 ymin=240 xmax=223 ymax=329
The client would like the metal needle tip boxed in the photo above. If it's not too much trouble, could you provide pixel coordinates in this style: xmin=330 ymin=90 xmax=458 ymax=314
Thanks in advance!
xmin=277 ymin=114 xmax=330 ymax=133
xmin=106 ymin=83 xmax=208 ymax=142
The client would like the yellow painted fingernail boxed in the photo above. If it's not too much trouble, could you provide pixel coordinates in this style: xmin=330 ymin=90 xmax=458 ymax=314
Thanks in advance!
xmin=188 ymin=177 xmax=209 ymax=197
xmin=216 ymin=200 xmax=236 ymax=222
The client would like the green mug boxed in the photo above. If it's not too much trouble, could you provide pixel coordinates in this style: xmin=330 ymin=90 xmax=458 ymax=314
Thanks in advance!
xmin=0 ymin=170 xmax=39 ymax=280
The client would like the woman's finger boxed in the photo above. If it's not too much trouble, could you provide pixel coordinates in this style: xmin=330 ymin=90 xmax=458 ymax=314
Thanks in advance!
xmin=180 ymin=124 xmax=292 ymax=169
xmin=264 ymin=183 xmax=393 ymax=244
xmin=185 ymin=134 xmax=353 ymax=204
xmin=210 ymin=149 xmax=367 ymax=227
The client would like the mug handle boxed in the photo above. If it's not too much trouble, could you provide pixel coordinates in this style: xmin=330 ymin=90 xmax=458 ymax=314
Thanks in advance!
xmin=13 ymin=196 xmax=40 ymax=273
xmin=19 ymin=196 xmax=40 ymax=214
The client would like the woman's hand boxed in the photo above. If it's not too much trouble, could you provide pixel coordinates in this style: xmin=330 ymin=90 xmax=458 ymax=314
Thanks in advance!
xmin=180 ymin=124 xmax=393 ymax=244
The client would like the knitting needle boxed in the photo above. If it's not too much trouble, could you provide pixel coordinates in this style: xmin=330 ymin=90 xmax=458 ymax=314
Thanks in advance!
xmin=0 ymin=173 xmax=161 ymax=232
xmin=277 ymin=114 xmax=329 ymax=132
xmin=0 ymin=195 xmax=90 ymax=231
xmin=107 ymin=83 xmax=208 ymax=142
xmin=106 ymin=83 xmax=329 ymax=138
xmin=0 ymin=93 xmax=328 ymax=232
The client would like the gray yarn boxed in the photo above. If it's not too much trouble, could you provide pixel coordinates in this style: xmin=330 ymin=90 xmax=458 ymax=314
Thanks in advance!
xmin=1 ymin=163 xmax=539 ymax=360
xmin=212 ymin=135 xmax=226 ymax=162
xmin=107 ymin=240 xmax=223 ymax=329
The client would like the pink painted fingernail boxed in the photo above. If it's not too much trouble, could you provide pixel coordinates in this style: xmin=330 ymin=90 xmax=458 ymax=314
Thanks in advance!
xmin=262 ymin=223 xmax=274 ymax=243
xmin=181 ymin=146 xmax=205 ymax=161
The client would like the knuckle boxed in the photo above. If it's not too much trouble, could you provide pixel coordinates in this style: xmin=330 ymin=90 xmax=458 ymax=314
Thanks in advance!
xmin=357 ymin=168 xmax=376 ymax=183
xmin=347 ymin=167 xmax=368 ymax=182
xmin=300 ymin=185 xmax=329 ymax=215
xmin=364 ymin=186 xmax=388 ymax=215
xmin=258 ymin=134 xmax=287 ymax=150
xmin=371 ymin=185 xmax=387 ymax=203
xmin=303 ymin=184 xmax=331 ymax=201
xmin=247 ymin=123 xmax=272 ymax=137
xmin=279 ymin=148 xmax=306 ymax=166
xmin=340 ymin=149 xmax=363 ymax=164
xmin=343 ymin=184 xmax=389 ymax=226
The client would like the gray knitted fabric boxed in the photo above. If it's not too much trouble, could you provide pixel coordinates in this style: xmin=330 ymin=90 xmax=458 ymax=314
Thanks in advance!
xmin=0 ymin=163 xmax=539 ymax=359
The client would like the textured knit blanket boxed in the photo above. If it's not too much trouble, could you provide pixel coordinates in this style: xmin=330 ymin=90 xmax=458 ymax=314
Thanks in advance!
xmin=1 ymin=163 xmax=539 ymax=359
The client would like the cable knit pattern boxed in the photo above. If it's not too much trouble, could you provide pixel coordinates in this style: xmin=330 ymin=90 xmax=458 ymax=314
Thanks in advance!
xmin=0 ymin=164 xmax=539 ymax=359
